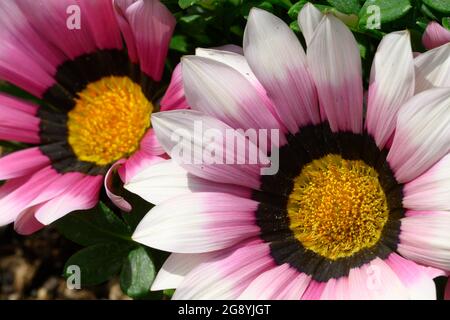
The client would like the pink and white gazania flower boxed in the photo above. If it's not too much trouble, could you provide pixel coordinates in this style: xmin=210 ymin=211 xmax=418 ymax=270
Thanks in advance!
xmin=0 ymin=0 xmax=185 ymax=234
xmin=422 ymin=21 xmax=450 ymax=50
xmin=126 ymin=4 xmax=450 ymax=300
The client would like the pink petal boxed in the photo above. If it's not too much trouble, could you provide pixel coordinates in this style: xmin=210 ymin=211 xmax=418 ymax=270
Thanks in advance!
xmin=79 ymin=0 xmax=123 ymax=50
xmin=14 ymin=204 xmax=45 ymax=235
xmin=160 ymin=63 xmax=190 ymax=111
xmin=34 ymin=174 xmax=103 ymax=225
xmin=0 ymin=147 xmax=51 ymax=180
xmin=105 ymin=159 xmax=132 ymax=212
xmin=423 ymin=22 xmax=450 ymax=50
xmin=137 ymin=129 xmax=165 ymax=157
xmin=387 ymin=252 xmax=443 ymax=299
xmin=16 ymin=0 xmax=97 ymax=60
xmin=114 ymin=0 xmax=175 ymax=81
xmin=0 ymin=166 xmax=60 ymax=226
xmin=238 ymin=264 xmax=310 ymax=300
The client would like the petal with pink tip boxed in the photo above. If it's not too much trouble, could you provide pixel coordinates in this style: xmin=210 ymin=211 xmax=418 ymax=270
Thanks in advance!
xmin=403 ymin=154 xmax=450 ymax=211
xmin=244 ymin=8 xmax=320 ymax=133
xmin=160 ymin=64 xmax=189 ymax=111
xmin=151 ymin=110 xmax=265 ymax=190
xmin=366 ymin=31 xmax=415 ymax=149
xmin=238 ymin=264 xmax=310 ymax=300
xmin=387 ymin=88 xmax=450 ymax=183
xmin=125 ymin=159 xmax=251 ymax=205
xmin=151 ymin=252 xmax=221 ymax=291
xmin=387 ymin=253 xmax=442 ymax=300
xmin=172 ymin=240 xmax=275 ymax=300
xmin=307 ymin=14 xmax=363 ymax=133
xmin=132 ymin=193 xmax=260 ymax=253
xmin=399 ymin=211 xmax=450 ymax=271
xmin=181 ymin=56 xmax=285 ymax=142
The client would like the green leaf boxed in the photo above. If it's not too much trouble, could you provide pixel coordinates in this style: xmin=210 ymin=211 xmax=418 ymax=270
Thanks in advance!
xmin=178 ymin=0 xmax=216 ymax=9
xmin=359 ymin=0 xmax=412 ymax=29
xmin=327 ymin=0 xmax=361 ymax=14
xmin=423 ymin=0 xmax=450 ymax=15
xmin=443 ymin=17 xmax=450 ymax=30
xmin=170 ymin=35 xmax=189 ymax=53
xmin=120 ymin=246 xmax=156 ymax=299
xmin=64 ymin=242 xmax=134 ymax=286
xmin=54 ymin=202 xmax=131 ymax=246
xmin=267 ymin=0 xmax=293 ymax=9
xmin=288 ymin=0 xmax=307 ymax=19
xmin=290 ymin=20 xmax=300 ymax=32
xmin=420 ymin=4 xmax=439 ymax=20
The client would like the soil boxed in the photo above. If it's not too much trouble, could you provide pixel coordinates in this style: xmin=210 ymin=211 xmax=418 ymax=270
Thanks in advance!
xmin=0 ymin=226 xmax=130 ymax=300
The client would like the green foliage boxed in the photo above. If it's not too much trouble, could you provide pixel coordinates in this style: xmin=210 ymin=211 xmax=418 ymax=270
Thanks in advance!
xmin=423 ymin=0 xmax=450 ymax=15
xmin=64 ymin=242 xmax=135 ymax=286
xmin=57 ymin=201 xmax=159 ymax=298
xmin=120 ymin=246 xmax=157 ymax=299
xmin=327 ymin=0 xmax=361 ymax=14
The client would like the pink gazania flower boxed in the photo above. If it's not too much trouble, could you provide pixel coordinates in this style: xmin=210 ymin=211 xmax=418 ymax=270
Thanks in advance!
xmin=422 ymin=21 xmax=450 ymax=50
xmin=126 ymin=4 xmax=450 ymax=300
xmin=0 ymin=0 xmax=185 ymax=234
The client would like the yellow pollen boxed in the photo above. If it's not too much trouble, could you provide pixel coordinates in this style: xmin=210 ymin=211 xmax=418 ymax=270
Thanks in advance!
xmin=67 ymin=76 xmax=153 ymax=166
xmin=287 ymin=154 xmax=389 ymax=260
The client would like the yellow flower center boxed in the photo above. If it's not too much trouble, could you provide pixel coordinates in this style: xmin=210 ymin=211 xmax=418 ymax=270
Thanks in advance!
xmin=67 ymin=76 xmax=153 ymax=166
xmin=287 ymin=154 xmax=389 ymax=260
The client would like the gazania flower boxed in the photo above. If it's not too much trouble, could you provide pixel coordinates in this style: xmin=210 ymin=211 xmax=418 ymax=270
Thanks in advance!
xmin=422 ymin=21 xmax=450 ymax=50
xmin=0 ymin=0 xmax=182 ymax=234
xmin=126 ymin=4 xmax=450 ymax=299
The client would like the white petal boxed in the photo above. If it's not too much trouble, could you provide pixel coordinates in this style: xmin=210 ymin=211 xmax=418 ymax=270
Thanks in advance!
xmin=151 ymin=252 xmax=219 ymax=291
xmin=403 ymin=153 xmax=450 ymax=211
xmin=298 ymin=2 xmax=324 ymax=45
xmin=132 ymin=193 xmax=259 ymax=253
xmin=125 ymin=159 xmax=251 ymax=205
xmin=415 ymin=43 xmax=450 ymax=93
xmin=399 ymin=212 xmax=450 ymax=271
xmin=366 ymin=31 xmax=415 ymax=149
xmin=151 ymin=110 xmax=265 ymax=189
xmin=387 ymin=88 xmax=450 ymax=183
